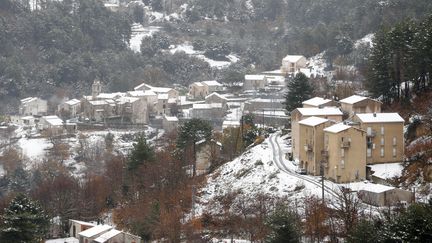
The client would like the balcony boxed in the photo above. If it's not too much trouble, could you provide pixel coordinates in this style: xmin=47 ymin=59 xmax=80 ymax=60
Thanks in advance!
xmin=321 ymin=161 xmax=328 ymax=168
xmin=304 ymin=144 xmax=313 ymax=152
xmin=367 ymin=130 xmax=376 ymax=137
xmin=341 ymin=141 xmax=351 ymax=148
xmin=321 ymin=150 xmax=329 ymax=158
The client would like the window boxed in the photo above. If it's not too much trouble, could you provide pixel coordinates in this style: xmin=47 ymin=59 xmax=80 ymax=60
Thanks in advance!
xmin=381 ymin=126 xmax=385 ymax=135
xmin=393 ymin=148 xmax=397 ymax=157
xmin=381 ymin=137 xmax=385 ymax=145
xmin=393 ymin=137 xmax=397 ymax=146
xmin=367 ymin=148 xmax=372 ymax=157
xmin=380 ymin=147 xmax=384 ymax=157
xmin=367 ymin=127 xmax=372 ymax=135
xmin=341 ymin=159 xmax=345 ymax=169
xmin=341 ymin=148 xmax=345 ymax=157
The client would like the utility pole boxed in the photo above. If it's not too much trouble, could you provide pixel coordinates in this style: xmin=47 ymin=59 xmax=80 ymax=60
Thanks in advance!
xmin=321 ymin=164 xmax=325 ymax=204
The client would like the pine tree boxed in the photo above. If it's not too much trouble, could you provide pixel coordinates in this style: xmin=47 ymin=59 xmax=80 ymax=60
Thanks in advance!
xmin=265 ymin=205 xmax=301 ymax=243
xmin=0 ymin=194 xmax=49 ymax=243
xmin=127 ymin=134 xmax=155 ymax=171
xmin=284 ymin=72 xmax=313 ymax=113
xmin=176 ymin=118 xmax=212 ymax=176
xmin=366 ymin=28 xmax=394 ymax=103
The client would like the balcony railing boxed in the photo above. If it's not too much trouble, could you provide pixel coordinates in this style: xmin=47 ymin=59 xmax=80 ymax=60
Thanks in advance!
xmin=304 ymin=144 xmax=313 ymax=152
xmin=321 ymin=150 xmax=329 ymax=158
xmin=341 ymin=141 xmax=351 ymax=148
xmin=367 ymin=130 xmax=376 ymax=137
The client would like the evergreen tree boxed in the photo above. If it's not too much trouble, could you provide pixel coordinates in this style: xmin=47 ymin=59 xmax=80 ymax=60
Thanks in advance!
xmin=347 ymin=219 xmax=382 ymax=243
xmin=176 ymin=118 xmax=212 ymax=176
xmin=127 ymin=134 xmax=155 ymax=171
xmin=366 ymin=28 xmax=394 ymax=103
xmin=265 ymin=205 xmax=301 ymax=243
xmin=284 ymin=72 xmax=313 ymax=113
xmin=0 ymin=194 xmax=49 ymax=243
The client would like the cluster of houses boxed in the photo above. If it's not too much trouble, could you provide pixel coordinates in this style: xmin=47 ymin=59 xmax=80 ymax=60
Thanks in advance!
xmin=47 ymin=219 xmax=141 ymax=243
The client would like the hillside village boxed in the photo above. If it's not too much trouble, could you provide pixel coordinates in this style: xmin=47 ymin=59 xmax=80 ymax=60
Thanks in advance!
xmin=2 ymin=0 xmax=432 ymax=242
xmin=0 ymin=52 xmax=418 ymax=242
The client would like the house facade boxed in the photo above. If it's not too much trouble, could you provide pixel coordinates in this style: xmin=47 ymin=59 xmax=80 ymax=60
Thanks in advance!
xmin=353 ymin=113 xmax=405 ymax=164
xmin=58 ymin=99 xmax=81 ymax=118
xmin=19 ymin=97 xmax=48 ymax=116
xmin=205 ymin=92 xmax=228 ymax=107
xmin=162 ymin=115 xmax=179 ymax=133
xmin=291 ymin=107 xmax=343 ymax=161
xmin=298 ymin=117 xmax=332 ymax=176
xmin=339 ymin=95 xmax=382 ymax=117
xmin=281 ymin=55 xmax=307 ymax=74
xmin=243 ymin=75 xmax=267 ymax=90
xmin=323 ymin=123 xmax=366 ymax=183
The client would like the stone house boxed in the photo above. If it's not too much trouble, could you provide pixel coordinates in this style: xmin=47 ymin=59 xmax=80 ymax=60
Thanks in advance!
xmin=291 ymin=107 xmax=343 ymax=161
xmin=322 ymin=123 xmax=367 ymax=183
xmin=205 ymin=92 xmax=228 ymax=107
xmin=191 ymin=103 xmax=227 ymax=120
xmin=339 ymin=95 xmax=382 ymax=117
xmin=58 ymin=99 xmax=81 ymax=118
xmin=189 ymin=80 xmax=223 ymax=99
xmin=352 ymin=113 xmax=405 ymax=164
xmin=195 ymin=139 xmax=222 ymax=175
xmin=39 ymin=115 xmax=64 ymax=135
xmin=162 ymin=115 xmax=179 ymax=133
xmin=243 ymin=98 xmax=285 ymax=113
xmin=19 ymin=97 xmax=48 ymax=116
xmin=243 ymin=75 xmax=267 ymax=91
xmin=357 ymin=185 xmax=414 ymax=207
xmin=281 ymin=55 xmax=307 ymax=74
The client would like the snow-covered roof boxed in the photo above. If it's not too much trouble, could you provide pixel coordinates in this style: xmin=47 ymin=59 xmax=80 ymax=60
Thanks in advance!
xmin=324 ymin=123 xmax=351 ymax=133
xmin=299 ymin=116 xmax=329 ymax=127
xmin=46 ymin=237 xmax=79 ymax=243
xmin=97 ymin=92 xmax=125 ymax=100
xmin=151 ymin=87 xmax=174 ymax=93
xmin=127 ymin=90 xmax=157 ymax=97
xmin=117 ymin=97 xmax=140 ymax=104
xmin=282 ymin=55 xmax=305 ymax=62
xmin=205 ymin=92 xmax=227 ymax=100
xmin=355 ymin=113 xmax=404 ymax=123
xmin=344 ymin=181 xmax=396 ymax=193
xmin=339 ymin=95 xmax=368 ymax=104
xmin=296 ymin=107 xmax=343 ymax=116
xmin=193 ymin=103 xmax=223 ymax=109
xmin=89 ymin=100 xmax=108 ymax=106
xmin=79 ymin=225 xmax=112 ymax=238
xmin=248 ymin=98 xmax=285 ymax=103
xmin=202 ymin=80 xmax=222 ymax=86
xmin=93 ymin=229 xmax=122 ymax=243
xmin=65 ymin=99 xmax=81 ymax=106
xmin=134 ymin=82 xmax=152 ymax=90
xmin=42 ymin=116 xmax=63 ymax=126
xmin=302 ymin=97 xmax=332 ymax=107
xmin=158 ymin=94 xmax=169 ymax=100
xmin=70 ymin=220 xmax=96 ymax=227
xmin=191 ymin=82 xmax=204 ymax=87
xmin=20 ymin=97 xmax=40 ymax=104
xmin=245 ymin=75 xmax=266 ymax=81
xmin=164 ymin=115 xmax=179 ymax=122
xmin=222 ymin=120 xmax=241 ymax=128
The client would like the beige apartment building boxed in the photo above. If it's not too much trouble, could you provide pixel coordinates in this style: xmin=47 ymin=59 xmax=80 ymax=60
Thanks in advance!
xmin=323 ymin=123 xmax=367 ymax=183
xmin=291 ymin=107 xmax=343 ymax=160
xmin=298 ymin=117 xmax=333 ymax=176
xmin=281 ymin=55 xmax=307 ymax=74
xmin=339 ymin=95 xmax=382 ymax=117
xmin=352 ymin=113 xmax=405 ymax=164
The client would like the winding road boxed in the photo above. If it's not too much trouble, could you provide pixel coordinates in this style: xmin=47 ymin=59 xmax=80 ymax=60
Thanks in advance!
xmin=268 ymin=132 xmax=340 ymax=199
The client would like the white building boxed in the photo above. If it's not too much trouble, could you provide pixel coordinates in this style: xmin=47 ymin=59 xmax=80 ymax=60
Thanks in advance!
xmin=281 ymin=55 xmax=307 ymax=74
xmin=19 ymin=97 xmax=48 ymax=116
xmin=58 ymin=99 xmax=81 ymax=118
xmin=243 ymin=75 xmax=267 ymax=91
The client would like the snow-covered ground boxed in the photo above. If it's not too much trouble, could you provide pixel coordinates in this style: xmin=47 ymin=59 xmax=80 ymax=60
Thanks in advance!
xmin=170 ymin=43 xmax=239 ymax=69
xmin=2 ymin=125 xmax=163 ymax=178
xmin=369 ymin=162 xmax=403 ymax=180
xmin=355 ymin=33 xmax=375 ymax=48
xmin=129 ymin=23 xmax=161 ymax=52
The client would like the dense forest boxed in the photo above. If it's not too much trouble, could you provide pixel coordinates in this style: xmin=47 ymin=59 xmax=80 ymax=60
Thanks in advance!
xmin=1 ymin=0 xmax=432 ymax=112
